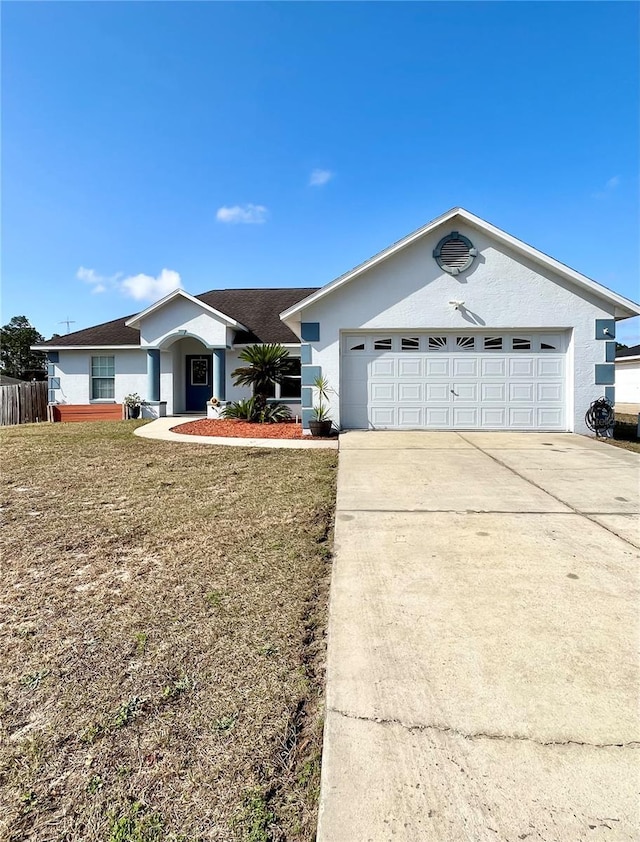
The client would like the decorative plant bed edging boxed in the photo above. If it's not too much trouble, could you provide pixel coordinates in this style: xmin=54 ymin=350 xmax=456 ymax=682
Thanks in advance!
xmin=171 ymin=419 xmax=304 ymax=439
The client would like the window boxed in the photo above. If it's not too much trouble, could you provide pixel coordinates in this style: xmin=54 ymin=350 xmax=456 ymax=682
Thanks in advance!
xmin=456 ymin=336 xmax=475 ymax=350
xmin=277 ymin=358 xmax=301 ymax=399
xmin=401 ymin=337 xmax=420 ymax=350
xmin=91 ymin=356 xmax=115 ymax=399
xmin=484 ymin=337 xmax=503 ymax=351
xmin=349 ymin=342 xmax=365 ymax=351
xmin=428 ymin=336 xmax=447 ymax=350
xmin=512 ymin=337 xmax=531 ymax=350
xmin=373 ymin=338 xmax=392 ymax=350
xmin=541 ymin=340 xmax=557 ymax=350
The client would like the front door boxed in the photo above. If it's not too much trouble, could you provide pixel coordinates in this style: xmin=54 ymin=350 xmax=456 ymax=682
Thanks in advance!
xmin=185 ymin=355 xmax=211 ymax=411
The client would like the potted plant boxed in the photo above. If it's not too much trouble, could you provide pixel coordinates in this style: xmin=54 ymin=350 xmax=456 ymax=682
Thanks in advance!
xmin=309 ymin=375 xmax=333 ymax=437
xmin=123 ymin=393 xmax=144 ymax=419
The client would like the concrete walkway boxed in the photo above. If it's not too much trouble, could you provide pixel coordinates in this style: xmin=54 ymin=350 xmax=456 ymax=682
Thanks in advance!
xmin=133 ymin=416 xmax=338 ymax=449
xmin=318 ymin=432 xmax=639 ymax=841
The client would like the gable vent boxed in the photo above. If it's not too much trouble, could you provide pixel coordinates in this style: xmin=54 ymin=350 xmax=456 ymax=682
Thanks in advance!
xmin=440 ymin=238 xmax=471 ymax=267
xmin=433 ymin=231 xmax=478 ymax=275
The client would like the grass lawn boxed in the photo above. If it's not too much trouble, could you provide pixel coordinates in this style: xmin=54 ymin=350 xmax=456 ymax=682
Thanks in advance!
xmin=0 ymin=421 xmax=337 ymax=841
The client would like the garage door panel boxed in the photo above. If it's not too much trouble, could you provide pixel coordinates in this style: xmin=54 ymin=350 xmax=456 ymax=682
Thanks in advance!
xmin=481 ymin=383 xmax=506 ymax=401
xmin=452 ymin=383 xmax=477 ymax=401
xmin=537 ymin=383 xmax=563 ymax=401
xmin=481 ymin=358 xmax=506 ymax=377
xmin=509 ymin=383 xmax=535 ymax=402
xmin=509 ymin=358 xmax=535 ymax=377
xmin=398 ymin=383 xmax=422 ymax=401
xmin=398 ymin=358 xmax=423 ymax=377
xmin=398 ymin=407 xmax=423 ymax=427
xmin=371 ymin=359 xmax=395 ymax=377
xmin=341 ymin=332 xmax=567 ymax=430
xmin=481 ymin=407 xmax=507 ymax=426
xmin=371 ymin=383 xmax=395 ymax=402
xmin=453 ymin=358 xmax=478 ymax=377
xmin=453 ymin=407 xmax=479 ymax=426
xmin=426 ymin=359 xmax=450 ymax=377
xmin=537 ymin=357 xmax=564 ymax=377
xmin=537 ymin=407 xmax=564 ymax=426
xmin=426 ymin=407 xmax=450 ymax=426
xmin=370 ymin=407 xmax=396 ymax=427
xmin=426 ymin=383 xmax=450 ymax=401
xmin=509 ymin=408 xmax=536 ymax=427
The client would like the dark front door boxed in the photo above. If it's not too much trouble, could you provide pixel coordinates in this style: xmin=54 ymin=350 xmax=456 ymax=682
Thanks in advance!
xmin=185 ymin=355 xmax=211 ymax=411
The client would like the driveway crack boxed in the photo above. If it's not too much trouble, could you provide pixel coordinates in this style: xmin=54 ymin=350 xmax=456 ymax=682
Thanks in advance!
xmin=328 ymin=707 xmax=639 ymax=749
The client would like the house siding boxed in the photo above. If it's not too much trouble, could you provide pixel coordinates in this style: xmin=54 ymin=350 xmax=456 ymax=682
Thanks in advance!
xmin=615 ymin=360 xmax=640 ymax=404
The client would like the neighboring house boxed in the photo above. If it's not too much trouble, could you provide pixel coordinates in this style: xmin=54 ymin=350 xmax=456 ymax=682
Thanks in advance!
xmin=34 ymin=207 xmax=640 ymax=434
xmin=0 ymin=374 xmax=26 ymax=386
xmin=615 ymin=344 xmax=640 ymax=404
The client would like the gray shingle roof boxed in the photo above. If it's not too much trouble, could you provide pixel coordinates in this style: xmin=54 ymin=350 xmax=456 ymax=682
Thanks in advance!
xmin=37 ymin=288 xmax=319 ymax=347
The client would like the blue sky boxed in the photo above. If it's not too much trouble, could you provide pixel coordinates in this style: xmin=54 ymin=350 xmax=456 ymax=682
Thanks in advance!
xmin=3 ymin=1 xmax=639 ymax=342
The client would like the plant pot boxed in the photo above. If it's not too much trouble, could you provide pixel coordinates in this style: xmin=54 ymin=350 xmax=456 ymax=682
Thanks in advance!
xmin=309 ymin=419 xmax=332 ymax=438
xmin=128 ymin=406 xmax=141 ymax=419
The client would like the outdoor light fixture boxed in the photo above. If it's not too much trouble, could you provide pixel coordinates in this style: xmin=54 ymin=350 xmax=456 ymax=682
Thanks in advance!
xmin=448 ymin=300 xmax=465 ymax=310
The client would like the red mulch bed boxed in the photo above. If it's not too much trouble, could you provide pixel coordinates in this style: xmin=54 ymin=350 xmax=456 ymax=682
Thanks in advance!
xmin=171 ymin=419 xmax=304 ymax=439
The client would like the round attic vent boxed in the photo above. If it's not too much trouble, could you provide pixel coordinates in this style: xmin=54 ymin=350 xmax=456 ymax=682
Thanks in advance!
xmin=433 ymin=231 xmax=478 ymax=275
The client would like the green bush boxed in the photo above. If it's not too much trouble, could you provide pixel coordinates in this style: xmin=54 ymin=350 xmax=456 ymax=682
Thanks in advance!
xmin=222 ymin=398 xmax=292 ymax=424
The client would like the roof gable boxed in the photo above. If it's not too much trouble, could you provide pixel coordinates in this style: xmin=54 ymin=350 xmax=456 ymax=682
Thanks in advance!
xmin=281 ymin=208 xmax=640 ymax=322
xmin=124 ymin=288 xmax=246 ymax=330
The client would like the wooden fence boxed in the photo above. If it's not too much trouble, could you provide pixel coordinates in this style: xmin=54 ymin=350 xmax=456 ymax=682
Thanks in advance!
xmin=0 ymin=381 xmax=48 ymax=426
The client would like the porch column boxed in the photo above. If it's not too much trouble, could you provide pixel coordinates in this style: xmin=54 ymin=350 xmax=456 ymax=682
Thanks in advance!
xmin=212 ymin=349 xmax=226 ymax=400
xmin=147 ymin=349 xmax=161 ymax=402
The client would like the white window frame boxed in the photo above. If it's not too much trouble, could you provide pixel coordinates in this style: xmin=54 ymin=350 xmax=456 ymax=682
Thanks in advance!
xmin=90 ymin=355 xmax=115 ymax=401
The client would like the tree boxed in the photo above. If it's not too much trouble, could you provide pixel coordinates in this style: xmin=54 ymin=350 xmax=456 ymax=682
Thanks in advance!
xmin=0 ymin=316 xmax=46 ymax=380
xmin=230 ymin=343 xmax=295 ymax=412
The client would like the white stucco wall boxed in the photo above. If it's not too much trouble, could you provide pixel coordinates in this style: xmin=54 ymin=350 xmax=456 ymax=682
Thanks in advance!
xmin=54 ymin=350 xmax=148 ymax=406
xmin=53 ymin=344 xmax=302 ymax=417
xmin=139 ymin=297 xmax=229 ymax=347
xmin=615 ymin=359 xmax=640 ymax=403
xmin=295 ymin=222 xmax=615 ymax=434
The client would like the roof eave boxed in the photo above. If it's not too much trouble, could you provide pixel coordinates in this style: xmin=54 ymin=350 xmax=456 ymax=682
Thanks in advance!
xmin=32 ymin=344 xmax=142 ymax=351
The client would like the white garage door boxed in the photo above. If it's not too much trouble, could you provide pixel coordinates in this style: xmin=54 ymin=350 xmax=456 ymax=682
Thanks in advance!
xmin=341 ymin=332 xmax=568 ymax=430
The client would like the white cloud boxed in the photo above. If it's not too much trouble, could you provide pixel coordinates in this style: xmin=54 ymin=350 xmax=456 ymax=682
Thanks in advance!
xmin=216 ymin=204 xmax=268 ymax=224
xmin=76 ymin=266 xmax=122 ymax=294
xmin=76 ymin=266 xmax=183 ymax=301
xmin=120 ymin=269 xmax=183 ymax=301
xmin=593 ymin=175 xmax=621 ymax=199
xmin=309 ymin=168 xmax=334 ymax=187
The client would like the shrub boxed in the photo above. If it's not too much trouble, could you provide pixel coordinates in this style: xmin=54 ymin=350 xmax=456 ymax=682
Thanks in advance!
xmin=222 ymin=398 xmax=257 ymax=421
xmin=222 ymin=398 xmax=292 ymax=424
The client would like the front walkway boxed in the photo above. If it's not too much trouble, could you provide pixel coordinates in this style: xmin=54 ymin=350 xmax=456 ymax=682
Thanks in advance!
xmin=133 ymin=416 xmax=338 ymax=449
xmin=318 ymin=431 xmax=639 ymax=841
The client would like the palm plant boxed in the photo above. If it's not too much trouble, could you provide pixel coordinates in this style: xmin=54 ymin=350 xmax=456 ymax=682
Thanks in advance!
xmin=230 ymin=344 xmax=295 ymax=413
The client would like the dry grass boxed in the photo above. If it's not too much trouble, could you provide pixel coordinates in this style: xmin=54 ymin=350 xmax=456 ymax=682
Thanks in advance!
xmin=0 ymin=421 xmax=337 ymax=841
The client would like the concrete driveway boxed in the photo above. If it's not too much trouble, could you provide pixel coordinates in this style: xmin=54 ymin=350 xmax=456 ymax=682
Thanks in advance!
xmin=318 ymin=432 xmax=639 ymax=842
